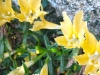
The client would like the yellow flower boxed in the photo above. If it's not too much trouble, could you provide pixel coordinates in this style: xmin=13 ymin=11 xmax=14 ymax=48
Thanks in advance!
xmin=40 ymin=64 xmax=48 ymax=75
xmin=55 ymin=11 xmax=87 ymax=48
xmin=8 ymin=61 xmax=34 ymax=75
xmin=74 ymin=53 xmax=99 ymax=74
xmin=16 ymin=0 xmax=47 ymax=23
xmin=0 ymin=0 xmax=15 ymax=26
xmin=74 ymin=28 xmax=100 ymax=74
xmin=30 ymin=15 xmax=60 ymax=31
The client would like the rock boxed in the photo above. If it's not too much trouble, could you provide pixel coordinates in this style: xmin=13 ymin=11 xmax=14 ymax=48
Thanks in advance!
xmin=48 ymin=0 xmax=100 ymax=36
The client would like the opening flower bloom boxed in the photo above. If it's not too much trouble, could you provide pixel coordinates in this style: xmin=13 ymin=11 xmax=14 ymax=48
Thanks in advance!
xmin=30 ymin=15 xmax=60 ymax=31
xmin=74 ymin=27 xmax=100 ymax=74
xmin=55 ymin=11 xmax=87 ymax=48
xmin=16 ymin=0 xmax=47 ymax=24
xmin=0 ymin=0 xmax=15 ymax=26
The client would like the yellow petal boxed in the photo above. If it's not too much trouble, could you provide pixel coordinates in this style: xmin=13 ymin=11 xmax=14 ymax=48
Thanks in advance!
xmin=74 ymin=54 xmax=89 ymax=65
xmin=40 ymin=64 xmax=48 ymax=75
xmin=16 ymin=14 xmax=26 ymax=22
xmin=97 ymin=41 xmax=100 ymax=54
xmin=18 ymin=0 xmax=29 ymax=13
xmin=28 ymin=0 xmax=41 ymax=13
xmin=61 ymin=11 xmax=72 ymax=38
xmin=40 ymin=15 xmax=60 ymax=29
xmin=84 ymin=63 xmax=98 ymax=74
xmin=78 ymin=21 xmax=87 ymax=44
xmin=30 ymin=21 xmax=44 ymax=31
xmin=8 ymin=61 xmax=34 ymax=75
xmin=73 ymin=11 xmax=84 ymax=36
xmin=54 ymin=36 xmax=68 ymax=46
xmin=5 ymin=0 xmax=14 ymax=13
xmin=43 ymin=20 xmax=60 ymax=29
xmin=0 ymin=0 xmax=6 ymax=12
xmin=30 ymin=16 xmax=60 ymax=31
xmin=0 ymin=20 xmax=7 ymax=26
xmin=82 ymin=25 xmax=97 ymax=54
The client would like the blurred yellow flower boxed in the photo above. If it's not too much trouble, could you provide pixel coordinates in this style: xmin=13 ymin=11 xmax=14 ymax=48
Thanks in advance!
xmin=16 ymin=0 xmax=47 ymax=23
xmin=0 ymin=0 xmax=15 ymax=26
xmin=55 ymin=11 xmax=87 ymax=48
xmin=74 ymin=27 xmax=100 ymax=74
xmin=30 ymin=15 xmax=60 ymax=31
xmin=40 ymin=64 xmax=48 ymax=75
xmin=8 ymin=61 xmax=34 ymax=75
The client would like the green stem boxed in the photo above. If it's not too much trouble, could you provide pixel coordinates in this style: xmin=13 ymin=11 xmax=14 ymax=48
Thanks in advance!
xmin=33 ymin=52 xmax=46 ymax=63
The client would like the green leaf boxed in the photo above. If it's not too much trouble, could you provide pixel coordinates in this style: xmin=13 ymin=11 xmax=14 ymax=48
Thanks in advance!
xmin=22 ymin=61 xmax=30 ymax=75
xmin=29 ymin=32 xmax=40 ymax=45
xmin=68 ymin=48 xmax=79 ymax=58
xmin=73 ymin=63 xmax=81 ymax=72
xmin=48 ymin=60 xmax=54 ymax=75
xmin=22 ymin=22 xmax=29 ymax=47
xmin=0 ymin=37 xmax=4 ymax=59
xmin=44 ymin=34 xmax=51 ymax=48
xmin=4 ymin=37 xmax=12 ymax=51
xmin=60 ymin=55 xmax=64 ymax=73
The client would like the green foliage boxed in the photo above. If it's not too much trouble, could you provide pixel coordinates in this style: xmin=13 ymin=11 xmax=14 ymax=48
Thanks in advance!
xmin=0 ymin=37 xmax=4 ymax=59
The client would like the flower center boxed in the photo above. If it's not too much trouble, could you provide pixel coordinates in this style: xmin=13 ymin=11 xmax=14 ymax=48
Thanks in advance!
xmin=25 ymin=10 xmax=39 ymax=23
xmin=89 ymin=51 xmax=100 ymax=65
xmin=67 ymin=34 xmax=80 ymax=47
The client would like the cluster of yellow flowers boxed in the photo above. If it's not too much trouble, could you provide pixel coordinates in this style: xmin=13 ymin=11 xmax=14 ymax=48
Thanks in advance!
xmin=54 ymin=11 xmax=100 ymax=75
xmin=1 ymin=0 xmax=100 ymax=75
xmin=0 ymin=0 xmax=60 ymax=31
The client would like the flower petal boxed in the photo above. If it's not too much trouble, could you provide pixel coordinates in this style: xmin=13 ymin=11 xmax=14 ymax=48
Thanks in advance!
xmin=40 ymin=64 xmax=48 ymax=75
xmin=8 ymin=61 xmax=34 ymax=75
xmin=78 ymin=21 xmax=87 ymax=45
xmin=0 ymin=20 xmax=7 ymax=26
xmin=16 ymin=14 xmax=26 ymax=22
xmin=55 ymin=36 xmax=68 ymax=46
xmin=43 ymin=20 xmax=60 ymax=29
xmin=0 ymin=0 xmax=6 ymax=12
xmin=84 ymin=63 xmax=98 ymax=74
xmin=61 ymin=11 xmax=72 ymax=38
xmin=28 ymin=0 xmax=41 ymax=13
xmin=74 ymin=54 xmax=89 ymax=65
xmin=5 ymin=0 xmax=14 ymax=13
xmin=30 ymin=21 xmax=44 ymax=31
xmin=30 ymin=16 xmax=60 ymax=31
xmin=73 ymin=11 xmax=84 ymax=36
xmin=97 ymin=41 xmax=100 ymax=54
xmin=18 ymin=0 xmax=29 ymax=13
xmin=81 ymin=25 xmax=97 ymax=54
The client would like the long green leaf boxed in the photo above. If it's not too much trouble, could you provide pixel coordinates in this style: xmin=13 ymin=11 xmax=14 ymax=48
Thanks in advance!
xmin=44 ymin=34 xmax=51 ymax=48
xmin=22 ymin=23 xmax=29 ymax=47
xmin=4 ymin=37 xmax=12 ymax=51
xmin=0 ymin=37 xmax=4 ymax=59
xmin=22 ymin=61 xmax=30 ymax=75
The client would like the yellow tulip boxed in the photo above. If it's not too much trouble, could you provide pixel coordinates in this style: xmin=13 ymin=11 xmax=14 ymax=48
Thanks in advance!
xmin=0 ymin=0 xmax=15 ymax=26
xmin=55 ymin=11 xmax=87 ymax=48
xmin=40 ymin=64 xmax=48 ymax=75
xmin=30 ymin=15 xmax=60 ymax=31
xmin=16 ymin=0 xmax=47 ymax=23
